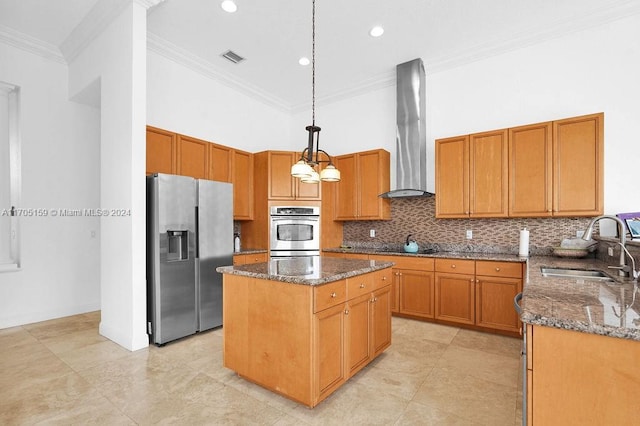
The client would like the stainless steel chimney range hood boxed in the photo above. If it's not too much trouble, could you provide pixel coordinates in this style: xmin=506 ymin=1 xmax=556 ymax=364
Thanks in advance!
xmin=379 ymin=58 xmax=434 ymax=199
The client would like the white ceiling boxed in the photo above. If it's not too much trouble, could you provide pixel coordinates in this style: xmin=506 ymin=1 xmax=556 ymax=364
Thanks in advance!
xmin=1 ymin=0 xmax=638 ymax=110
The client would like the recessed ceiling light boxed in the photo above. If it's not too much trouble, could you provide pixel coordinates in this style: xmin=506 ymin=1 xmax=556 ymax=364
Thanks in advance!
xmin=221 ymin=1 xmax=237 ymax=13
xmin=369 ymin=26 xmax=384 ymax=37
xmin=299 ymin=57 xmax=310 ymax=66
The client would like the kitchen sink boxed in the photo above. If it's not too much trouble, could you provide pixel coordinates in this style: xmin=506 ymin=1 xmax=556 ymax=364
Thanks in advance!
xmin=540 ymin=267 xmax=614 ymax=281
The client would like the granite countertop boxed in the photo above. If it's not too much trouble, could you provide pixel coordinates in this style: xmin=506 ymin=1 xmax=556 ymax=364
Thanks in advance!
xmin=217 ymin=256 xmax=394 ymax=286
xmin=324 ymin=247 xmax=526 ymax=263
xmin=233 ymin=248 xmax=268 ymax=255
xmin=523 ymin=256 xmax=640 ymax=341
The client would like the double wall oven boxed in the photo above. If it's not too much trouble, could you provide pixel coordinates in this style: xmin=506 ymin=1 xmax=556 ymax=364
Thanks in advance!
xmin=269 ymin=206 xmax=320 ymax=259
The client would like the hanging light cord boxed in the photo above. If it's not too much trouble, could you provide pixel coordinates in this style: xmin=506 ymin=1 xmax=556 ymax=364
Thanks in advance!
xmin=311 ymin=0 xmax=316 ymax=126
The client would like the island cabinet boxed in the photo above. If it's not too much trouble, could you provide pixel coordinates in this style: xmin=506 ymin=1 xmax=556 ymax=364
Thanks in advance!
xmin=526 ymin=324 xmax=640 ymax=425
xmin=334 ymin=149 xmax=391 ymax=221
xmin=435 ymin=130 xmax=508 ymax=219
xmin=222 ymin=267 xmax=392 ymax=407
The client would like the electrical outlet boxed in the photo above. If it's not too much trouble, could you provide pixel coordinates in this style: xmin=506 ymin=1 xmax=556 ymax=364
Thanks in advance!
xmin=608 ymin=247 xmax=614 ymax=257
xmin=369 ymin=229 xmax=376 ymax=238
xmin=576 ymin=230 xmax=585 ymax=238
xmin=466 ymin=230 xmax=473 ymax=240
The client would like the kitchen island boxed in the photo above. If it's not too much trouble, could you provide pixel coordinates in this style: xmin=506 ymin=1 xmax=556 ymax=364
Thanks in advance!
xmin=520 ymin=255 xmax=640 ymax=425
xmin=216 ymin=256 xmax=394 ymax=407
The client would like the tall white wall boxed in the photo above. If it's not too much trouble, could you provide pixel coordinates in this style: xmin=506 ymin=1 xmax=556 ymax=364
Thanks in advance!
xmin=147 ymin=51 xmax=291 ymax=152
xmin=68 ymin=1 xmax=148 ymax=351
xmin=0 ymin=42 xmax=101 ymax=328
xmin=292 ymin=14 xmax=640 ymax=214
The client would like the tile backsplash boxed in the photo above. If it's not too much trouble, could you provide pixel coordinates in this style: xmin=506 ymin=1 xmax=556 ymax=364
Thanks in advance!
xmin=343 ymin=197 xmax=594 ymax=255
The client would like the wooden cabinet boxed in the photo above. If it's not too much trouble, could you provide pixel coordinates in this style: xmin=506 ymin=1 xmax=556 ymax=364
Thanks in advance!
xmin=398 ymin=270 xmax=435 ymax=318
xmin=509 ymin=122 xmax=553 ymax=217
xmin=254 ymin=151 xmax=320 ymax=201
xmin=177 ymin=134 xmax=209 ymax=179
xmin=527 ymin=324 xmax=640 ymax=425
xmin=369 ymin=255 xmax=435 ymax=318
xmin=438 ymin=113 xmax=603 ymax=219
xmin=475 ymin=261 xmax=522 ymax=333
xmin=334 ymin=149 xmax=391 ymax=221
xmin=435 ymin=135 xmax=469 ymax=218
xmin=435 ymin=258 xmax=476 ymax=325
xmin=208 ymin=142 xmax=233 ymax=183
xmin=435 ymin=130 xmax=508 ymax=218
xmin=553 ymin=113 xmax=603 ymax=216
xmin=232 ymin=149 xmax=254 ymax=220
xmin=222 ymin=267 xmax=392 ymax=407
xmin=315 ymin=303 xmax=347 ymax=399
xmin=232 ymin=252 xmax=268 ymax=265
xmin=146 ymin=126 xmax=177 ymax=175
xmin=509 ymin=113 xmax=603 ymax=217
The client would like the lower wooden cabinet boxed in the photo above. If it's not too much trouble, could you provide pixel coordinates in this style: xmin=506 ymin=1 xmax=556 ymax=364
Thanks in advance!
xmin=527 ymin=324 xmax=640 ymax=425
xmin=398 ymin=269 xmax=435 ymax=318
xmin=315 ymin=303 xmax=347 ymax=398
xmin=222 ymin=267 xmax=392 ymax=408
xmin=435 ymin=259 xmax=476 ymax=325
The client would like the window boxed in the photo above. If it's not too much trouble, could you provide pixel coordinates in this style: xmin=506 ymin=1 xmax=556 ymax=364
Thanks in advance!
xmin=0 ymin=81 xmax=21 ymax=271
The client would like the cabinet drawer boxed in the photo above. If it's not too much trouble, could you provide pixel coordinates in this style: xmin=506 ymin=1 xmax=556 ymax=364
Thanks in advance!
xmin=347 ymin=274 xmax=374 ymax=299
xmin=372 ymin=268 xmax=393 ymax=291
xmin=435 ymin=258 xmax=475 ymax=275
xmin=369 ymin=255 xmax=434 ymax=271
xmin=314 ymin=280 xmax=347 ymax=313
xmin=476 ymin=260 xmax=522 ymax=278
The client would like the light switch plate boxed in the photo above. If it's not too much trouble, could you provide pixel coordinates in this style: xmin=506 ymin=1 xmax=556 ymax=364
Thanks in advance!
xmin=370 ymin=229 xmax=376 ymax=238
xmin=466 ymin=230 xmax=472 ymax=239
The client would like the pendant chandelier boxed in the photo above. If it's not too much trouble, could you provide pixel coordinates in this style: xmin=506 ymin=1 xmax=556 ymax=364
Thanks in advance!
xmin=290 ymin=0 xmax=340 ymax=183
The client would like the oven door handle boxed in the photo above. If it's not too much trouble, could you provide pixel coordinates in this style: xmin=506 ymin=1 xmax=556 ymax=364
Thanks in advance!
xmin=270 ymin=216 xmax=319 ymax=222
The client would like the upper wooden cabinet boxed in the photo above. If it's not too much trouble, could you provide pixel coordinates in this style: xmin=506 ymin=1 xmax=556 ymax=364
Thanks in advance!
xmin=146 ymin=126 xmax=177 ymax=175
xmin=437 ymin=112 xmax=604 ymax=219
xmin=145 ymin=126 xmax=253 ymax=220
xmin=177 ymin=135 xmax=209 ymax=179
xmin=334 ymin=149 xmax=391 ymax=221
xmin=553 ymin=113 xmax=603 ymax=216
xmin=436 ymin=130 xmax=508 ymax=218
xmin=256 ymin=151 xmax=320 ymax=201
xmin=509 ymin=122 xmax=553 ymax=217
xmin=233 ymin=149 xmax=254 ymax=220
xmin=208 ymin=142 xmax=233 ymax=183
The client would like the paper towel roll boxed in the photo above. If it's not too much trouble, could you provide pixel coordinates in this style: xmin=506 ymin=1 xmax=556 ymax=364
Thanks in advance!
xmin=519 ymin=228 xmax=530 ymax=257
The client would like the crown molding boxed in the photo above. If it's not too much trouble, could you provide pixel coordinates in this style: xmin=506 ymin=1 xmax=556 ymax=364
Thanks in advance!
xmin=147 ymin=32 xmax=292 ymax=112
xmin=60 ymin=0 xmax=165 ymax=64
xmin=0 ymin=24 xmax=65 ymax=64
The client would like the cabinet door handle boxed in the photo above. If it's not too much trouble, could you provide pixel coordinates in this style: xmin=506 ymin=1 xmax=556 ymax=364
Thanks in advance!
xmin=495 ymin=267 xmax=500 ymax=272
xmin=374 ymin=297 xmax=378 ymax=302
xmin=476 ymin=279 xmax=479 ymax=283
xmin=344 ymin=309 xmax=349 ymax=315
xmin=360 ymin=283 xmax=365 ymax=288
xmin=451 ymin=264 xmax=456 ymax=269
xmin=330 ymin=292 xmax=337 ymax=298
xmin=469 ymin=278 xmax=474 ymax=283
xmin=382 ymin=276 xmax=387 ymax=281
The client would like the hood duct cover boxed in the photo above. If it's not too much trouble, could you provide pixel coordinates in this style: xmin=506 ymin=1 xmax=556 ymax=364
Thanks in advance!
xmin=379 ymin=58 xmax=434 ymax=198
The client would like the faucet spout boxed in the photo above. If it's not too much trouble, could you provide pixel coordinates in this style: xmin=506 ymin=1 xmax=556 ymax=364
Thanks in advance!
xmin=582 ymin=215 xmax=628 ymax=277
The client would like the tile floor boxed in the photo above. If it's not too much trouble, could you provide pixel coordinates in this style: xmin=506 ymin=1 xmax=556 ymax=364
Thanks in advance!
xmin=0 ymin=312 xmax=523 ymax=425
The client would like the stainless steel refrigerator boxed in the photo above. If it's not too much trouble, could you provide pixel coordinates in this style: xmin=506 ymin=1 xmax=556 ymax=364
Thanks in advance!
xmin=146 ymin=173 xmax=233 ymax=345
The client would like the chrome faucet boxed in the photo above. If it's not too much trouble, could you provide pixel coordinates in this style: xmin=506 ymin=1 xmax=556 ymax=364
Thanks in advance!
xmin=581 ymin=215 xmax=628 ymax=277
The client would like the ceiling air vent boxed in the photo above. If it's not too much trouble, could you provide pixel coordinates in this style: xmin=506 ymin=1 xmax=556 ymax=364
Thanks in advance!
xmin=221 ymin=50 xmax=245 ymax=64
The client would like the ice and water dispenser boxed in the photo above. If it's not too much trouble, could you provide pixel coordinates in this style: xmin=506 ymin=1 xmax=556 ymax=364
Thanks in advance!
xmin=167 ymin=230 xmax=189 ymax=261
